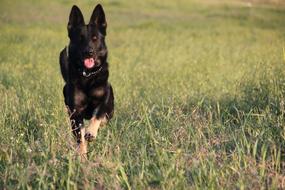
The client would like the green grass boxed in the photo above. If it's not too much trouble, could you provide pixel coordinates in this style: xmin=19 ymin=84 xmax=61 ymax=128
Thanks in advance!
xmin=1 ymin=0 xmax=285 ymax=189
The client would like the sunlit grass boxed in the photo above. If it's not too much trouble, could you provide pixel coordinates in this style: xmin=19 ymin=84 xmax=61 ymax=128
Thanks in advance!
xmin=0 ymin=0 xmax=285 ymax=189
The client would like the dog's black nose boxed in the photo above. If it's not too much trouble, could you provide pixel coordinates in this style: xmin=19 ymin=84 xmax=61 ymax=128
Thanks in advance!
xmin=88 ymin=49 xmax=94 ymax=55
xmin=85 ymin=48 xmax=94 ymax=56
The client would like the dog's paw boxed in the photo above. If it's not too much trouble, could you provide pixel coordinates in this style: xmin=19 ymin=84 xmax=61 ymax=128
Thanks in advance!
xmin=84 ymin=132 xmax=95 ymax=142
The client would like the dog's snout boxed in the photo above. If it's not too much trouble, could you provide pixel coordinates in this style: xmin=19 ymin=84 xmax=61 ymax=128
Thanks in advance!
xmin=84 ymin=48 xmax=94 ymax=56
xmin=88 ymin=49 xmax=94 ymax=55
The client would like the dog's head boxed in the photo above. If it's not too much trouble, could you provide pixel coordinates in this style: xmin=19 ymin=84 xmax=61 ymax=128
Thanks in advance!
xmin=67 ymin=4 xmax=107 ymax=75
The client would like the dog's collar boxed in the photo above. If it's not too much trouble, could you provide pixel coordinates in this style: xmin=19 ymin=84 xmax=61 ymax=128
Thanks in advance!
xmin=82 ymin=67 xmax=102 ymax=77
xmin=66 ymin=45 xmax=102 ymax=78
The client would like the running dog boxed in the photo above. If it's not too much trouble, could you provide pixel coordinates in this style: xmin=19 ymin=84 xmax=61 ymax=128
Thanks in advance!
xmin=59 ymin=4 xmax=114 ymax=158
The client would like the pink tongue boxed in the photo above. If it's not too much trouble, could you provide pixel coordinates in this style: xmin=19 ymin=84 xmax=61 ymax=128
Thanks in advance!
xmin=84 ymin=58 xmax=95 ymax=69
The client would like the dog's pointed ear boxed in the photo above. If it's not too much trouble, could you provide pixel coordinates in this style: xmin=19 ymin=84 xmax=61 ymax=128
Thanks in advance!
xmin=67 ymin=5 xmax=85 ymax=31
xmin=89 ymin=4 xmax=107 ymax=35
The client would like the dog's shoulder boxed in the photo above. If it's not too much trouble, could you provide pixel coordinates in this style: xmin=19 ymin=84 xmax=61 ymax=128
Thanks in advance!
xmin=59 ymin=47 xmax=69 ymax=82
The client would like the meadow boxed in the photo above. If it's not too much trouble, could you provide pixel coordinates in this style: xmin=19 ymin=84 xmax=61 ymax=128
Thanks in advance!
xmin=1 ymin=0 xmax=285 ymax=189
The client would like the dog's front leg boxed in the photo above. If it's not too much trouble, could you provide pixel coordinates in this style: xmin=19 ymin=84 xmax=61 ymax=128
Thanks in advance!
xmin=77 ymin=124 xmax=87 ymax=160
xmin=84 ymin=117 xmax=104 ymax=142
xmin=70 ymin=114 xmax=88 ymax=160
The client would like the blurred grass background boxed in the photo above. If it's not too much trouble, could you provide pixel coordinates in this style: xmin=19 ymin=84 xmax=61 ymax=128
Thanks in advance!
xmin=0 ymin=0 xmax=285 ymax=189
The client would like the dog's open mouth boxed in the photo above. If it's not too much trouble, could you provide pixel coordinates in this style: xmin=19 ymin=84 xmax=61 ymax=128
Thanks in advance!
xmin=84 ymin=58 xmax=95 ymax=69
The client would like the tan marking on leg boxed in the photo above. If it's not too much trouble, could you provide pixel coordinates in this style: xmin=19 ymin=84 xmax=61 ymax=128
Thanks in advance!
xmin=100 ymin=116 xmax=108 ymax=127
xmin=85 ymin=117 xmax=103 ymax=142
xmin=76 ymin=127 xmax=88 ymax=161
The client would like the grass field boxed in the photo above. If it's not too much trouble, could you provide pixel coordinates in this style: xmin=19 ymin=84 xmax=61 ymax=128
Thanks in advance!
xmin=1 ymin=0 xmax=285 ymax=189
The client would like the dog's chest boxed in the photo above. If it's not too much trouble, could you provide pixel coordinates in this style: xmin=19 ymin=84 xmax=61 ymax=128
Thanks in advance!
xmin=88 ymin=86 xmax=105 ymax=98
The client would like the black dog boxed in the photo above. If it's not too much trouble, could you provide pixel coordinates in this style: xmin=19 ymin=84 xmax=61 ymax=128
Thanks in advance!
xmin=59 ymin=4 xmax=114 ymax=157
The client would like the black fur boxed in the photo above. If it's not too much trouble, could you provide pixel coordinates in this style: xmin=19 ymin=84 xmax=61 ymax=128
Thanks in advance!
xmin=59 ymin=4 xmax=114 ymax=142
